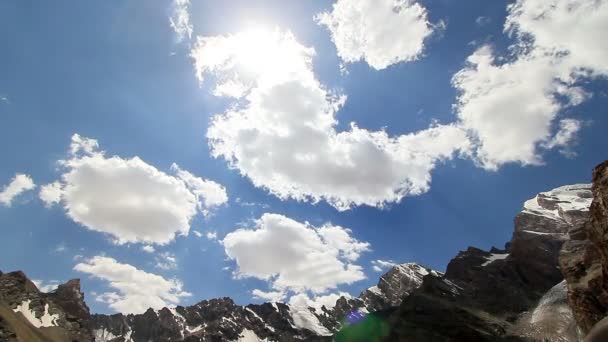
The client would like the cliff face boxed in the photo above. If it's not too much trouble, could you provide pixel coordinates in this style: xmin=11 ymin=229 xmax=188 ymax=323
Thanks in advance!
xmin=0 ymin=271 xmax=94 ymax=342
xmin=559 ymin=161 xmax=608 ymax=334
xmin=382 ymin=184 xmax=592 ymax=342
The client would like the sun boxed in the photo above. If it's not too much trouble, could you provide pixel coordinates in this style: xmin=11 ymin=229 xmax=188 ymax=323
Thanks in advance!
xmin=229 ymin=27 xmax=313 ymax=85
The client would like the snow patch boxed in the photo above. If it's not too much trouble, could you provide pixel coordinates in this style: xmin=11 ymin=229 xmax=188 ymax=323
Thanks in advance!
xmin=13 ymin=300 xmax=59 ymax=328
xmin=237 ymin=328 xmax=268 ymax=342
xmin=94 ymin=328 xmax=118 ymax=341
xmin=482 ymin=253 xmax=509 ymax=266
xmin=367 ymin=285 xmax=382 ymax=296
xmin=289 ymin=305 xmax=331 ymax=336
xmin=523 ymin=184 xmax=592 ymax=220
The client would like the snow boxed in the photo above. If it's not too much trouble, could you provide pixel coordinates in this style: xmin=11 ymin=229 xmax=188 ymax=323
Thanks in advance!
xmin=13 ymin=300 xmax=59 ymax=328
xmin=185 ymin=324 xmax=205 ymax=334
xmin=482 ymin=253 xmax=509 ymax=266
xmin=271 ymin=302 xmax=279 ymax=312
xmin=237 ymin=328 xmax=268 ymax=342
xmin=94 ymin=328 xmax=118 ymax=341
xmin=522 ymin=230 xmax=564 ymax=236
xmin=523 ymin=184 xmax=592 ymax=220
xmin=367 ymin=285 xmax=382 ymax=296
xmin=289 ymin=305 xmax=331 ymax=336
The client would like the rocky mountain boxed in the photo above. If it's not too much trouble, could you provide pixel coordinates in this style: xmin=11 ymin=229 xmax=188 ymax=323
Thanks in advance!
xmin=1 ymin=162 xmax=607 ymax=341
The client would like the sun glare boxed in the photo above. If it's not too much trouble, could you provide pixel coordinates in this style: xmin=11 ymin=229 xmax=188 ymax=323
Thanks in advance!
xmin=230 ymin=27 xmax=313 ymax=84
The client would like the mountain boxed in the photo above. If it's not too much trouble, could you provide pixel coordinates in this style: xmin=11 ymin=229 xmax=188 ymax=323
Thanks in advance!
xmin=1 ymin=161 xmax=607 ymax=341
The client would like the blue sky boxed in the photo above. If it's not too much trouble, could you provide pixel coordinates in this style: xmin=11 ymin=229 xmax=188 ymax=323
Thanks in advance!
xmin=1 ymin=0 xmax=607 ymax=314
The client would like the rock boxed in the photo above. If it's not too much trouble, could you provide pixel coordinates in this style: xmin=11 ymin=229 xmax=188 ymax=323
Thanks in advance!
xmin=560 ymin=161 xmax=608 ymax=334
xmin=0 ymin=272 xmax=94 ymax=341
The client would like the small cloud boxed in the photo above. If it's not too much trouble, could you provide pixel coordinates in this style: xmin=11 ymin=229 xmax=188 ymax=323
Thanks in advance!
xmin=0 ymin=95 xmax=9 ymax=104
xmin=0 ymin=173 xmax=36 ymax=207
xmin=206 ymin=231 xmax=217 ymax=240
xmin=169 ymin=0 xmax=192 ymax=42
xmin=252 ymin=289 xmax=286 ymax=302
xmin=192 ymin=230 xmax=203 ymax=238
xmin=155 ymin=252 xmax=178 ymax=270
xmin=371 ymin=259 xmax=397 ymax=272
xmin=141 ymin=245 xmax=155 ymax=253
xmin=475 ymin=16 xmax=491 ymax=26
xmin=54 ymin=243 xmax=67 ymax=253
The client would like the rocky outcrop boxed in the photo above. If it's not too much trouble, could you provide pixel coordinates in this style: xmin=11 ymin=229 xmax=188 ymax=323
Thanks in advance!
xmin=377 ymin=183 xmax=593 ymax=341
xmin=560 ymin=162 xmax=608 ymax=334
xmin=0 ymin=271 xmax=94 ymax=341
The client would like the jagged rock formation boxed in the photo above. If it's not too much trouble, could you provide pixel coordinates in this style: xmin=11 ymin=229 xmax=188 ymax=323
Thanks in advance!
xmin=0 ymin=271 xmax=94 ymax=341
xmin=382 ymin=184 xmax=592 ymax=341
xmin=560 ymin=161 xmax=608 ymax=335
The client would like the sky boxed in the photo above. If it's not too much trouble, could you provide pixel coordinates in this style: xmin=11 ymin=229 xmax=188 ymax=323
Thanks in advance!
xmin=0 ymin=0 xmax=607 ymax=314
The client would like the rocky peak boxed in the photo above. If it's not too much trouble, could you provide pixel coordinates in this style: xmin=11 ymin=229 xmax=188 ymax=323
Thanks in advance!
xmin=0 ymin=272 xmax=94 ymax=341
xmin=360 ymin=262 xmax=436 ymax=312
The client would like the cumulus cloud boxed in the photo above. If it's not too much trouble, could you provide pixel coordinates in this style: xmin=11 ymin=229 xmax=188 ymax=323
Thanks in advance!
xmin=169 ymin=0 xmax=192 ymax=42
xmin=252 ymin=289 xmax=286 ymax=302
xmin=39 ymin=181 xmax=62 ymax=207
xmin=32 ymin=279 xmax=60 ymax=293
xmin=74 ymin=256 xmax=191 ymax=314
xmin=196 ymin=29 xmax=469 ymax=210
xmin=141 ymin=245 xmax=155 ymax=253
xmin=223 ymin=213 xmax=369 ymax=294
xmin=44 ymin=134 xmax=227 ymax=245
xmin=371 ymin=259 xmax=397 ymax=272
xmin=452 ymin=0 xmax=606 ymax=170
xmin=315 ymin=0 xmax=435 ymax=69
xmin=0 ymin=173 xmax=35 ymax=206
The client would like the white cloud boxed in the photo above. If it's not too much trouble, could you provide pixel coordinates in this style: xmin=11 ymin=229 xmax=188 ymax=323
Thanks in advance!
xmin=0 ymin=173 xmax=35 ymax=206
xmin=505 ymin=0 xmax=608 ymax=76
xmin=169 ymin=0 xmax=192 ymax=42
xmin=39 ymin=181 xmax=62 ymax=207
xmin=197 ymin=29 xmax=469 ymax=210
xmin=141 ymin=245 xmax=155 ymax=253
xmin=543 ymin=118 xmax=582 ymax=151
xmin=289 ymin=292 xmax=350 ymax=311
xmin=192 ymin=230 xmax=203 ymax=238
xmin=252 ymin=289 xmax=286 ymax=302
xmin=32 ymin=279 xmax=60 ymax=293
xmin=371 ymin=259 xmax=397 ymax=272
xmin=206 ymin=231 xmax=217 ymax=240
xmin=74 ymin=256 xmax=191 ymax=314
xmin=315 ymin=0 xmax=435 ymax=70
xmin=171 ymin=163 xmax=228 ymax=215
xmin=452 ymin=0 xmax=607 ymax=170
xmin=223 ymin=213 xmax=369 ymax=294
xmin=155 ymin=252 xmax=178 ymax=270
xmin=54 ymin=243 xmax=67 ymax=253
xmin=45 ymin=134 xmax=226 ymax=245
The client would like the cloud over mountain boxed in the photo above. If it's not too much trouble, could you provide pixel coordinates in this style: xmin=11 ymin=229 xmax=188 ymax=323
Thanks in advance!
xmin=74 ymin=256 xmax=191 ymax=314
xmin=223 ymin=213 xmax=369 ymax=294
